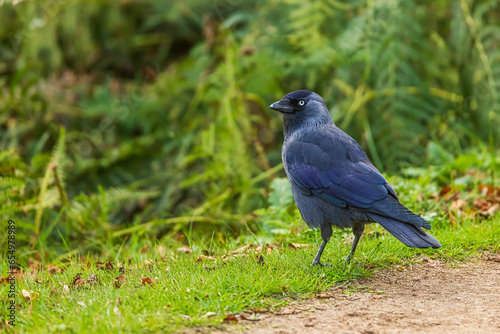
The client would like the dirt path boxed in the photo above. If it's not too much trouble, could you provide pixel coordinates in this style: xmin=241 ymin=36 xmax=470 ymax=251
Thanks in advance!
xmin=215 ymin=257 xmax=500 ymax=334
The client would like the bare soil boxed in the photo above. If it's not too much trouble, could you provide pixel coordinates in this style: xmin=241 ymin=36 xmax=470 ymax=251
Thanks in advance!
xmin=214 ymin=256 xmax=500 ymax=334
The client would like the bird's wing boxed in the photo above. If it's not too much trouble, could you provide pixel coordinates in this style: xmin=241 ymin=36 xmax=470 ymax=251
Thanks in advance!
xmin=285 ymin=139 xmax=393 ymax=208
xmin=284 ymin=134 xmax=431 ymax=229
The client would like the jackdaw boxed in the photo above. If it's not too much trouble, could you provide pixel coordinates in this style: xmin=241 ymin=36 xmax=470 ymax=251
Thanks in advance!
xmin=269 ymin=90 xmax=441 ymax=265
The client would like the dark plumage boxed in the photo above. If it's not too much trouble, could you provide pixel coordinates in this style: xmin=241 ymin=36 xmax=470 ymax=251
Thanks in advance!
xmin=269 ymin=90 xmax=441 ymax=265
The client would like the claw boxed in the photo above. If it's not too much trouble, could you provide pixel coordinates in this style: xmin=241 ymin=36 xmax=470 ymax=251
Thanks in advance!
xmin=312 ymin=261 xmax=333 ymax=267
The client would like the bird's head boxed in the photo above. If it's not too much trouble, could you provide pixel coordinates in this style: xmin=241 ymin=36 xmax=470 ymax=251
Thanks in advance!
xmin=269 ymin=90 xmax=333 ymax=135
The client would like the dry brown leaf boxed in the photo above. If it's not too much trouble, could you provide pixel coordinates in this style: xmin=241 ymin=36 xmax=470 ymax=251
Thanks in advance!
xmin=21 ymin=289 xmax=31 ymax=301
xmin=87 ymin=274 xmax=99 ymax=286
xmin=255 ymin=244 xmax=274 ymax=255
xmin=141 ymin=277 xmax=153 ymax=286
xmin=196 ymin=255 xmax=216 ymax=262
xmin=72 ymin=274 xmax=86 ymax=288
xmin=114 ymin=274 xmax=126 ymax=288
xmin=439 ymin=186 xmax=452 ymax=197
xmin=223 ymin=314 xmax=238 ymax=323
xmin=203 ymin=311 xmax=217 ymax=317
xmin=105 ymin=261 xmax=114 ymax=270
xmin=141 ymin=245 xmax=151 ymax=254
xmin=474 ymin=198 xmax=489 ymax=210
xmin=177 ymin=245 xmax=192 ymax=254
xmin=223 ymin=253 xmax=249 ymax=262
xmin=289 ymin=243 xmax=310 ymax=249
xmin=450 ymin=199 xmax=467 ymax=211
xmin=479 ymin=185 xmax=500 ymax=197
xmin=316 ymin=294 xmax=335 ymax=299
xmin=47 ymin=264 xmax=63 ymax=274
xmin=487 ymin=203 xmax=500 ymax=216
xmin=228 ymin=244 xmax=254 ymax=255
xmin=157 ymin=245 xmax=166 ymax=257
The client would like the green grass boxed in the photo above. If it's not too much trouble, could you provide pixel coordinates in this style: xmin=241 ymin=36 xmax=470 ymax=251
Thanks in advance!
xmin=2 ymin=215 xmax=499 ymax=333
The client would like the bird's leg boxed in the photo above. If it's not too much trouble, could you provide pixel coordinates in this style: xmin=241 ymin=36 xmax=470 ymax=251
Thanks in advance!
xmin=312 ymin=224 xmax=332 ymax=266
xmin=345 ymin=224 xmax=365 ymax=264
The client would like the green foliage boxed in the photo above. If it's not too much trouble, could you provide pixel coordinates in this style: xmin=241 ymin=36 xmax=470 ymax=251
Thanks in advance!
xmin=0 ymin=0 xmax=499 ymax=259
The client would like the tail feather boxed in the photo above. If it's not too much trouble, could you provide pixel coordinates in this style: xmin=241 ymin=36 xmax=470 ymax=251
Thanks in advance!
xmin=369 ymin=196 xmax=431 ymax=230
xmin=369 ymin=214 xmax=441 ymax=249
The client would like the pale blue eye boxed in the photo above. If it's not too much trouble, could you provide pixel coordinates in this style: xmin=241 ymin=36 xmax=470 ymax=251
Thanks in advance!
xmin=298 ymin=100 xmax=305 ymax=106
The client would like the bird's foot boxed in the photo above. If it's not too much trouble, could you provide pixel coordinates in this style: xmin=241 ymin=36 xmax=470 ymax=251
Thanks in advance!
xmin=311 ymin=261 xmax=333 ymax=267
xmin=344 ymin=255 xmax=362 ymax=266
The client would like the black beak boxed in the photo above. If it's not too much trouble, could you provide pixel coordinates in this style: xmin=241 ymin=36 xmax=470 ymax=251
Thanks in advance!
xmin=269 ymin=100 xmax=294 ymax=114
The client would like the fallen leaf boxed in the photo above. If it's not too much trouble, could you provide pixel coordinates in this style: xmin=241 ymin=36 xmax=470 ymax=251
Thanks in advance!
xmin=255 ymin=244 xmax=273 ymax=255
xmin=196 ymin=255 xmax=216 ymax=262
xmin=21 ymin=289 xmax=31 ymax=301
xmin=222 ymin=253 xmax=249 ymax=262
xmin=72 ymin=274 xmax=86 ymax=288
xmin=289 ymin=243 xmax=310 ymax=249
xmin=450 ymin=199 xmax=467 ymax=211
xmin=140 ymin=245 xmax=150 ymax=254
xmin=439 ymin=186 xmax=452 ymax=197
xmin=223 ymin=314 xmax=238 ymax=323
xmin=181 ymin=314 xmax=193 ymax=321
xmin=63 ymin=285 xmax=70 ymax=294
xmin=228 ymin=244 xmax=254 ymax=255
xmin=87 ymin=274 xmax=99 ymax=286
xmin=105 ymin=261 xmax=114 ymax=270
xmin=141 ymin=277 xmax=153 ymax=286
xmin=487 ymin=203 xmax=500 ymax=216
xmin=474 ymin=198 xmax=489 ymax=210
xmin=114 ymin=275 xmax=126 ymax=288
xmin=203 ymin=312 xmax=217 ymax=317
xmin=177 ymin=245 xmax=192 ymax=254
xmin=479 ymin=184 xmax=500 ymax=197
xmin=47 ymin=264 xmax=63 ymax=274
xmin=157 ymin=245 xmax=166 ymax=257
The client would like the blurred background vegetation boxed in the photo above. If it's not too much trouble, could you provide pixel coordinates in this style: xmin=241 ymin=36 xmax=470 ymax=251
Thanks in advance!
xmin=0 ymin=0 xmax=499 ymax=263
